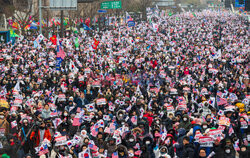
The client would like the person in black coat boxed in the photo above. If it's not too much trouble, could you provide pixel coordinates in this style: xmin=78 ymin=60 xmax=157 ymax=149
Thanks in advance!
xmin=238 ymin=145 xmax=249 ymax=158
xmin=223 ymin=145 xmax=235 ymax=158
xmin=212 ymin=138 xmax=224 ymax=158
xmin=174 ymin=128 xmax=186 ymax=158
xmin=20 ymin=119 xmax=32 ymax=155
xmin=182 ymin=136 xmax=195 ymax=158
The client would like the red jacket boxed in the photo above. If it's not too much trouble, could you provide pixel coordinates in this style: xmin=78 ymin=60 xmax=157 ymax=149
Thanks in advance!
xmin=143 ymin=113 xmax=153 ymax=126
xmin=151 ymin=60 xmax=158 ymax=69
xmin=30 ymin=129 xmax=51 ymax=147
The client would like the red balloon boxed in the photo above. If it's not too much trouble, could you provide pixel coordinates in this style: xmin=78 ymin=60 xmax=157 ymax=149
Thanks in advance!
xmin=50 ymin=35 xmax=57 ymax=45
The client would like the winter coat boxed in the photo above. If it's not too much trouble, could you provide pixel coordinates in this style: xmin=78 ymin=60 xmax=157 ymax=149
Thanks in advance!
xmin=162 ymin=116 xmax=173 ymax=131
xmin=30 ymin=128 xmax=51 ymax=147
xmin=182 ymin=143 xmax=195 ymax=158
xmin=143 ymin=113 xmax=153 ymax=126
xmin=104 ymin=143 xmax=117 ymax=157
xmin=175 ymin=128 xmax=186 ymax=158
xmin=179 ymin=114 xmax=192 ymax=131
xmin=212 ymin=144 xmax=224 ymax=158
xmin=239 ymin=147 xmax=250 ymax=158
xmin=0 ymin=118 xmax=9 ymax=136
xmin=41 ymin=109 xmax=51 ymax=119
xmin=153 ymin=146 xmax=171 ymax=158
xmin=5 ymin=140 xmax=20 ymax=158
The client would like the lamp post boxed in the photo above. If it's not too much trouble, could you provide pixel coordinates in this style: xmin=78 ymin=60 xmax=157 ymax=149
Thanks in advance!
xmin=39 ymin=0 xmax=42 ymax=34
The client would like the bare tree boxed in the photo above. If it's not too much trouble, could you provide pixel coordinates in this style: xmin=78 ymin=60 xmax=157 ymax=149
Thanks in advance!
xmin=0 ymin=0 xmax=15 ymax=18
xmin=13 ymin=0 xmax=34 ymax=33
xmin=137 ymin=0 xmax=154 ymax=20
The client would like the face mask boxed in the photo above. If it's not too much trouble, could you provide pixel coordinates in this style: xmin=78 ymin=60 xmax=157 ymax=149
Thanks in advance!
xmin=225 ymin=149 xmax=230 ymax=153
xmin=0 ymin=115 xmax=4 ymax=119
xmin=129 ymin=138 xmax=134 ymax=142
xmin=119 ymin=114 xmax=123 ymax=117
xmin=183 ymin=118 xmax=187 ymax=121
xmin=206 ymin=118 xmax=211 ymax=122
xmin=203 ymin=125 xmax=207 ymax=129
xmin=156 ymin=120 xmax=160 ymax=124
xmin=146 ymin=141 xmax=150 ymax=145
xmin=64 ymin=113 xmax=68 ymax=116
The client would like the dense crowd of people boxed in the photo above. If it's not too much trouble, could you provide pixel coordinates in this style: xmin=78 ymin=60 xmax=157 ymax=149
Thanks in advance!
xmin=0 ymin=10 xmax=249 ymax=158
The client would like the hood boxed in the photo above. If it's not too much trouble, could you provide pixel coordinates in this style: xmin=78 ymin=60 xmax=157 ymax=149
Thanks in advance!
xmin=182 ymin=114 xmax=189 ymax=121
xmin=193 ymin=125 xmax=202 ymax=137
xmin=159 ymin=145 xmax=168 ymax=152
xmin=178 ymin=128 xmax=186 ymax=137
xmin=143 ymin=136 xmax=153 ymax=144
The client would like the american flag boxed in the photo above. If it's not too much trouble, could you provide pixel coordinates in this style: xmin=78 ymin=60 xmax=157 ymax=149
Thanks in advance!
xmin=89 ymin=143 xmax=98 ymax=151
xmin=112 ymin=151 xmax=119 ymax=158
xmin=50 ymin=110 xmax=58 ymax=117
xmin=217 ymin=97 xmax=227 ymax=106
xmin=217 ymin=91 xmax=222 ymax=98
xmin=109 ymin=122 xmax=116 ymax=129
xmin=91 ymin=124 xmax=99 ymax=137
xmin=229 ymin=125 xmax=234 ymax=136
xmin=56 ymin=44 xmax=65 ymax=60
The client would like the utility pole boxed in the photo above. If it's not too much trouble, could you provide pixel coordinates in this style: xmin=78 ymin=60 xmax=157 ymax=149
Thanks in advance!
xmin=61 ymin=10 xmax=64 ymax=38
xmin=3 ymin=14 xmax=7 ymax=30
xmin=39 ymin=0 xmax=42 ymax=34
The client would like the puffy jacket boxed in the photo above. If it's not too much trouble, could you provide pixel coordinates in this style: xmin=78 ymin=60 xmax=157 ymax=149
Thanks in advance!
xmin=30 ymin=128 xmax=51 ymax=147
xmin=175 ymin=128 xmax=186 ymax=158
xmin=41 ymin=109 xmax=51 ymax=119
xmin=182 ymin=143 xmax=195 ymax=158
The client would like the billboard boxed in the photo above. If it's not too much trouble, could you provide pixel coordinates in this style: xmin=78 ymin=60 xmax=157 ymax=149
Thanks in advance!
xmin=235 ymin=0 xmax=245 ymax=8
xmin=50 ymin=0 xmax=77 ymax=10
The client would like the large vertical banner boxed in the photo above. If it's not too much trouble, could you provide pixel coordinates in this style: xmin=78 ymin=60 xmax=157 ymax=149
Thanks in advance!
xmin=56 ymin=58 xmax=63 ymax=71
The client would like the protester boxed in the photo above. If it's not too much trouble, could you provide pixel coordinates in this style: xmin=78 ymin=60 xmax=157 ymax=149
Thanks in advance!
xmin=0 ymin=9 xmax=249 ymax=158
